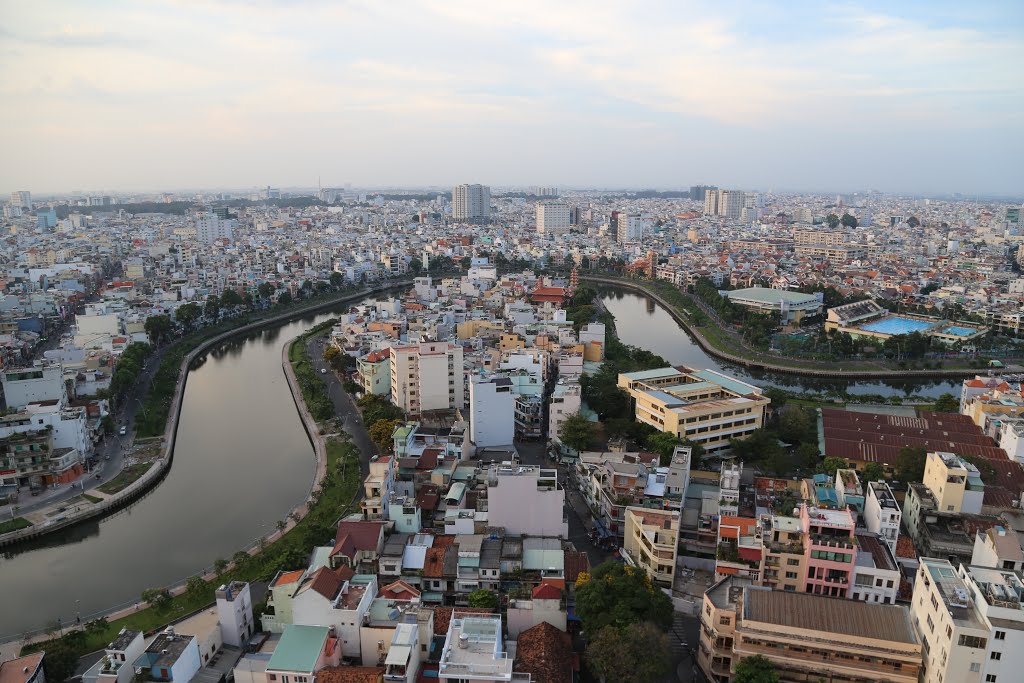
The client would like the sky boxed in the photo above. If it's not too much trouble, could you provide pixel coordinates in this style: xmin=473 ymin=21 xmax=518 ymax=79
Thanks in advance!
xmin=1 ymin=0 xmax=1022 ymax=195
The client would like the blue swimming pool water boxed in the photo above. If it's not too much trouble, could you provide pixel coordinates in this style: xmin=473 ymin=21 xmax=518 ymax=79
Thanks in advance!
xmin=859 ymin=316 xmax=935 ymax=335
xmin=944 ymin=325 xmax=978 ymax=337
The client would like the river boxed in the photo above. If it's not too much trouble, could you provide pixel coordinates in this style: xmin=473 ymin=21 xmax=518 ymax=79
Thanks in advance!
xmin=0 ymin=308 xmax=353 ymax=638
xmin=0 ymin=287 xmax=959 ymax=637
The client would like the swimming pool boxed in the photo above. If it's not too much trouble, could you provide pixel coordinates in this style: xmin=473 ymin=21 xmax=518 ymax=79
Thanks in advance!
xmin=943 ymin=325 xmax=979 ymax=337
xmin=859 ymin=316 xmax=936 ymax=335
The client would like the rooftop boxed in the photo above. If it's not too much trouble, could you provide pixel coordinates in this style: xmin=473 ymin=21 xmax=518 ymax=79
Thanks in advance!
xmin=438 ymin=617 xmax=512 ymax=679
xmin=726 ymin=286 xmax=820 ymax=304
xmin=743 ymin=588 xmax=917 ymax=644
xmin=266 ymin=625 xmax=329 ymax=674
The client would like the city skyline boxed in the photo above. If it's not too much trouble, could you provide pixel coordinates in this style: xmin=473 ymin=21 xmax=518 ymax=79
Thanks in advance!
xmin=2 ymin=1 xmax=1022 ymax=194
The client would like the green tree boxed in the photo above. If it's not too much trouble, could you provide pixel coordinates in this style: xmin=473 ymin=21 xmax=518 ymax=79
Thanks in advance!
xmin=214 ymin=558 xmax=228 ymax=575
xmin=278 ymin=290 xmax=292 ymax=306
xmin=141 ymin=587 xmax=172 ymax=610
xmin=368 ymin=419 xmax=401 ymax=452
xmin=233 ymin=550 xmax=250 ymax=566
xmin=933 ymin=393 xmax=959 ymax=412
xmin=862 ymin=462 xmax=886 ymax=483
xmin=826 ymin=213 xmax=840 ymax=229
xmin=323 ymin=346 xmax=340 ymax=361
xmin=896 ymin=446 xmax=927 ymax=483
xmin=175 ymin=302 xmax=201 ymax=330
xmin=645 ymin=432 xmax=683 ymax=466
xmin=186 ymin=575 xmax=206 ymax=595
xmin=258 ymin=282 xmax=276 ymax=299
xmin=575 ymin=560 xmax=673 ymax=633
xmin=778 ymin=407 xmax=815 ymax=444
xmin=734 ymin=655 xmax=780 ymax=683
xmin=329 ymin=271 xmax=345 ymax=288
xmin=204 ymin=294 xmax=221 ymax=320
xmin=840 ymin=214 xmax=858 ymax=228
xmin=558 ymin=412 xmax=594 ymax=452
xmin=586 ymin=622 xmax=671 ymax=683
xmin=796 ymin=442 xmax=820 ymax=469
xmin=817 ymin=456 xmax=849 ymax=476
xmin=467 ymin=589 xmax=498 ymax=609
xmin=144 ymin=314 xmax=173 ymax=344
xmin=221 ymin=288 xmax=244 ymax=308
xmin=907 ymin=215 xmax=921 ymax=228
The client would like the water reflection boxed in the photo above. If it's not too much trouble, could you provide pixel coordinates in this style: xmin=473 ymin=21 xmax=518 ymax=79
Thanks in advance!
xmin=600 ymin=291 xmax=958 ymax=398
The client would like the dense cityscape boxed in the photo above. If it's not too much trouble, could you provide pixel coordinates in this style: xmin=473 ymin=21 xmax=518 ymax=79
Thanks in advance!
xmin=3 ymin=1 xmax=1023 ymax=683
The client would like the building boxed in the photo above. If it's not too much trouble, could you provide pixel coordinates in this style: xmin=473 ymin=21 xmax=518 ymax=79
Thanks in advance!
xmin=535 ymin=200 xmax=570 ymax=237
xmin=533 ymin=186 xmax=558 ymax=198
xmin=865 ymin=480 xmax=902 ymax=556
xmin=82 ymin=629 xmax=145 ymax=683
xmin=437 ymin=616 xmax=513 ymax=682
xmin=9 ymin=191 xmax=31 ymax=210
xmin=265 ymin=625 xmax=338 ymax=683
xmin=622 ymin=506 xmax=680 ymax=586
xmin=800 ymin=503 xmax=858 ymax=598
xmin=215 ymin=582 xmax=254 ymax=648
xmin=133 ymin=629 xmax=201 ymax=682
xmin=356 ymin=348 xmax=391 ymax=396
xmin=723 ymin=287 xmax=823 ymax=324
xmin=617 ymin=367 xmax=769 ymax=452
xmin=615 ymin=213 xmax=647 ymax=244
xmin=971 ymin=525 xmax=1024 ymax=572
xmin=195 ymin=212 xmax=235 ymax=244
xmin=452 ymin=184 xmax=490 ymax=223
xmin=911 ymin=557 xmax=1024 ymax=683
xmin=852 ymin=531 xmax=901 ymax=604
xmin=548 ymin=381 xmax=582 ymax=444
xmin=390 ymin=342 xmax=465 ymax=414
xmin=468 ymin=376 xmax=514 ymax=448
xmin=717 ymin=190 xmax=745 ymax=221
xmin=699 ymin=580 xmax=921 ymax=683
xmin=2 ymin=366 xmax=66 ymax=409
xmin=486 ymin=464 xmax=568 ymax=538
xmin=0 ymin=654 xmax=45 ymax=683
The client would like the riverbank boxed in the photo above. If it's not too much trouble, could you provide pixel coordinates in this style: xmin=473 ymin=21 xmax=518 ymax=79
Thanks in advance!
xmin=583 ymin=274 xmax=1020 ymax=379
xmin=4 ymin=334 xmax=364 ymax=675
xmin=0 ymin=280 xmax=411 ymax=550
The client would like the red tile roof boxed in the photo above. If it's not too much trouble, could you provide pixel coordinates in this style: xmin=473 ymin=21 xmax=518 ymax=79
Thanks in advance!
xmin=333 ymin=521 xmax=384 ymax=557
xmin=532 ymin=584 xmax=562 ymax=600
xmin=316 ymin=665 xmax=385 ymax=683
xmin=513 ymin=621 xmax=574 ymax=683
xmin=563 ymin=550 xmax=590 ymax=585
xmin=380 ymin=580 xmax=420 ymax=601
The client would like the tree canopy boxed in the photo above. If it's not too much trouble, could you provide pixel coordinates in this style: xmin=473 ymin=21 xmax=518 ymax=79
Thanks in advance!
xmin=558 ymin=412 xmax=594 ymax=452
xmin=575 ymin=560 xmax=673 ymax=633
xmin=933 ymin=393 xmax=959 ymax=412
xmin=467 ymin=589 xmax=497 ymax=609
xmin=734 ymin=655 xmax=780 ymax=683
xmin=586 ymin=622 xmax=671 ymax=683
xmin=896 ymin=446 xmax=928 ymax=483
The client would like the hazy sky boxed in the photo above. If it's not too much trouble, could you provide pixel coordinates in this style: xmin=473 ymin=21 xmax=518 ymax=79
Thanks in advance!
xmin=2 ymin=1 xmax=1022 ymax=195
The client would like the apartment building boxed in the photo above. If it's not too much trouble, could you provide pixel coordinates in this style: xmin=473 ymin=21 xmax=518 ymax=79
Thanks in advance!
xmin=452 ymin=184 xmax=490 ymax=223
xmin=486 ymin=464 xmax=568 ymax=538
xmin=912 ymin=557 xmax=1024 ymax=683
xmin=356 ymin=348 xmax=391 ymax=396
xmin=622 ymin=506 xmax=680 ymax=587
xmin=390 ymin=342 xmax=465 ymax=414
xmin=865 ymin=480 xmax=902 ymax=556
xmin=801 ymin=504 xmax=858 ymax=598
xmin=535 ymin=200 xmax=570 ymax=236
xmin=699 ymin=577 xmax=921 ymax=683
xmin=795 ymin=244 xmax=868 ymax=263
xmin=852 ymin=531 xmax=901 ymax=604
xmin=757 ymin=514 xmax=806 ymax=593
xmin=617 ymin=367 xmax=769 ymax=452
xmin=468 ymin=376 xmax=514 ymax=448
xmin=794 ymin=228 xmax=850 ymax=247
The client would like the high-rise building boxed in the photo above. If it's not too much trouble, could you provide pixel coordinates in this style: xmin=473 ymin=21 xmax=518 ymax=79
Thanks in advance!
xmin=195 ymin=211 xmax=236 ymax=243
xmin=469 ymin=376 xmax=514 ymax=448
xmin=533 ymin=186 xmax=558 ymax=198
xmin=390 ymin=341 xmax=465 ymax=414
xmin=718 ymin=190 xmax=745 ymax=220
xmin=616 ymin=213 xmax=647 ymax=244
xmin=703 ymin=191 xmax=719 ymax=215
xmin=1008 ymin=207 xmax=1022 ymax=225
xmin=535 ymin=200 xmax=570 ymax=236
xmin=690 ymin=185 xmax=716 ymax=201
xmin=9 ymin=191 xmax=31 ymax=210
xmin=452 ymin=184 xmax=491 ymax=223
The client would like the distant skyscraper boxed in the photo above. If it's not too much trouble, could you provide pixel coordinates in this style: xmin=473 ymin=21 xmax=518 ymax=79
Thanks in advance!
xmin=718 ymin=190 xmax=745 ymax=220
xmin=9 ymin=191 xmax=31 ymax=210
xmin=1008 ymin=207 xmax=1021 ymax=225
xmin=690 ymin=185 xmax=716 ymax=202
xmin=536 ymin=200 xmax=570 ymax=236
xmin=452 ymin=184 xmax=491 ymax=223
xmin=616 ymin=213 xmax=648 ymax=244
xmin=534 ymin=186 xmax=558 ymax=198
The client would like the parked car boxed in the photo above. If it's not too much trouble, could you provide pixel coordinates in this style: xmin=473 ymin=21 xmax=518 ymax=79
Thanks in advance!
xmin=321 ymin=368 xmax=328 ymax=374
xmin=119 ymin=426 xmax=127 ymax=436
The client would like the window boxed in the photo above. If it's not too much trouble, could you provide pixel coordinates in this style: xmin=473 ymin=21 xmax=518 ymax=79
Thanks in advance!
xmin=887 ymin=579 xmax=894 ymax=588
xmin=785 ymin=572 xmax=798 ymax=579
xmin=927 ymin=615 xmax=935 ymax=633
xmin=991 ymin=652 xmax=1001 ymax=660
xmin=787 ymin=559 xmax=800 ymax=566
xmin=986 ymin=676 xmax=997 ymax=683
xmin=970 ymin=663 xmax=981 ymax=672
xmin=958 ymin=635 xmax=987 ymax=649
xmin=995 ymin=630 xmax=1006 ymax=640
xmin=719 ymin=617 xmax=731 ymax=626
xmin=946 ymin=625 xmax=952 ymax=639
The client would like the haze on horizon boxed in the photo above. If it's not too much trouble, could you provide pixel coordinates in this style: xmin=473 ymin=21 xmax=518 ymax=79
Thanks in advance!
xmin=2 ymin=0 xmax=1022 ymax=196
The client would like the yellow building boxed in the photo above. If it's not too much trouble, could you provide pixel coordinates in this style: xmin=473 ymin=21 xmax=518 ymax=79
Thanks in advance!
xmin=455 ymin=319 xmax=505 ymax=340
xmin=617 ymin=367 xmax=769 ymax=452
xmin=622 ymin=506 xmax=680 ymax=587
xmin=699 ymin=577 xmax=922 ymax=683
xmin=758 ymin=515 xmax=805 ymax=593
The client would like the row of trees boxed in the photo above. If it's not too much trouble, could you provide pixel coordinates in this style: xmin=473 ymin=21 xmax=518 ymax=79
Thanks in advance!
xmin=109 ymin=342 xmax=152 ymax=398
xmin=691 ymin=278 xmax=779 ymax=349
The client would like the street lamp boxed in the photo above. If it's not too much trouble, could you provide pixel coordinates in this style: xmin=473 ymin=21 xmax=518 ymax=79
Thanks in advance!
xmin=76 ymin=599 xmax=81 ymax=625
xmin=136 ymin=398 xmax=148 ymax=422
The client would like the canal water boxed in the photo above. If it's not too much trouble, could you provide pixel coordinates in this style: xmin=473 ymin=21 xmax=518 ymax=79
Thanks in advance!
xmin=0 ymin=288 xmax=958 ymax=637
xmin=0 ymin=308 xmax=348 ymax=638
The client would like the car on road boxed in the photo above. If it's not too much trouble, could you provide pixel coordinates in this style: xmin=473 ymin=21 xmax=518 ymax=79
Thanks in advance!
xmin=321 ymin=368 xmax=328 ymax=374
xmin=119 ymin=426 xmax=127 ymax=435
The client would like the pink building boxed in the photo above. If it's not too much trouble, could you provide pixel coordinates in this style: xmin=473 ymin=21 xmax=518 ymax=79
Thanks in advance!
xmin=800 ymin=504 xmax=857 ymax=597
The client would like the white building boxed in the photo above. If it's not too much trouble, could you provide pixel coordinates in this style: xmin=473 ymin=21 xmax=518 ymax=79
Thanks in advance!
xmin=195 ymin=212 xmax=235 ymax=244
xmin=215 ymin=582 xmax=254 ymax=648
xmin=469 ymin=376 xmax=514 ymax=448
xmin=82 ymin=629 xmax=146 ymax=683
xmin=852 ymin=531 xmax=901 ymax=604
xmin=438 ymin=616 xmax=512 ymax=682
xmin=2 ymin=366 xmax=66 ymax=409
xmin=390 ymin=342 xmax=465 ymax=414
xmin=291 ymin=570 xmax=376 ymax=660
xmin=535 ymin=200 xmax=570 ymax=237
xmin=865 ymin=480 xmax=902 ymax=556
xmin=548 ymin=381 xmax=582 ymax=443
xmin=911 ymin=557 xmax=1024 ymax=683
xmin=133 ymin=629 xmax=201 ymax=683
xmin=971 ymin=526 xmax=1024 ymax=573
xmin=486 ymin=465 xmax=568 ymax=538
xmin=10 ymin=191 xmax=31 ymax=209
xmin=452 ymin=184 xmax=490 ymax=223
xmin=615 ymin=213 xmax=648 ymax=244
